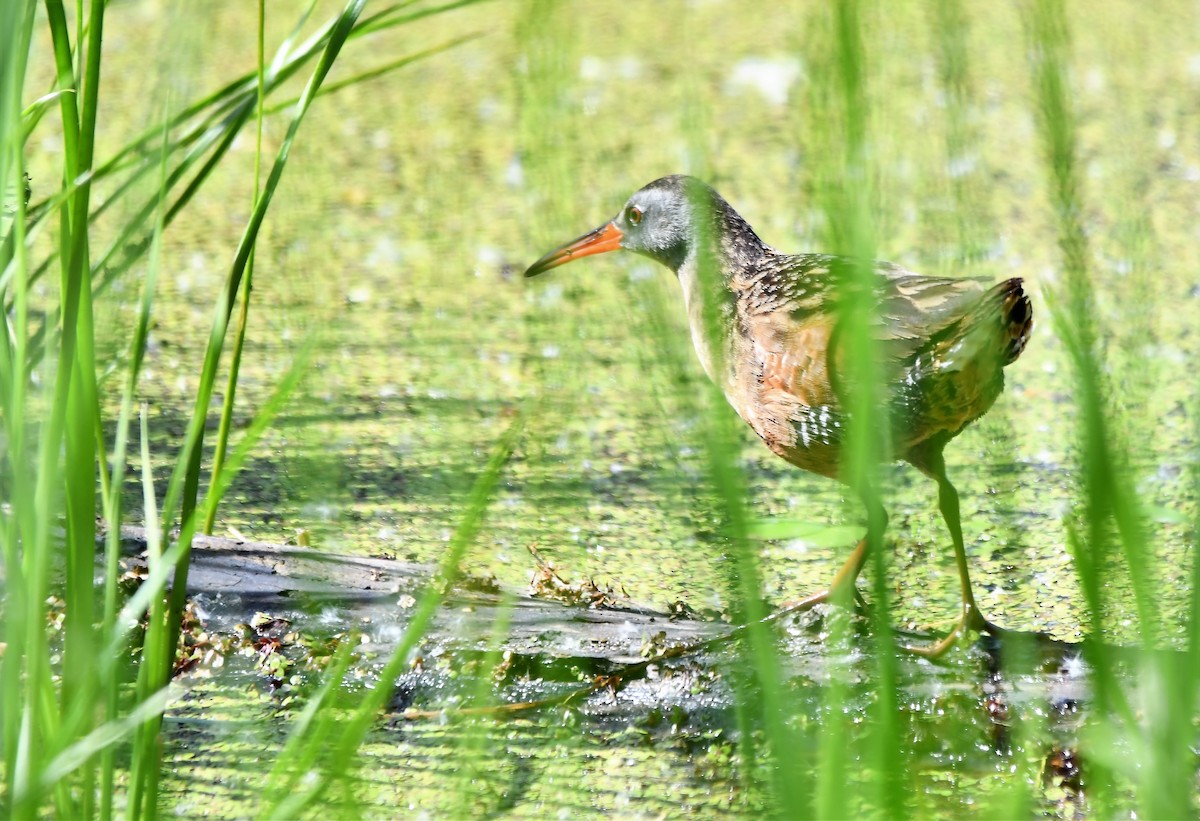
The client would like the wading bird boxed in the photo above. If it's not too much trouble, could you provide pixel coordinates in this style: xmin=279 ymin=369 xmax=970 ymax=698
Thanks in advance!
xmin=525 ymin=175 xmax=1032 ymax=656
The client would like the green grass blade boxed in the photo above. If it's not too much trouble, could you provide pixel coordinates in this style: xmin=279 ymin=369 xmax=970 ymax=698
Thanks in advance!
xmin=0 ymin=0 xmax=38 ymax=809
xmin=263 ymin=32 xmax=485 ymax=115
xmin=131 ymin=1 xmax=367 ymax=811
xmin=354 ymin=0 xmax=493 ymax=37
xmin=41 ymin=686 xmax=173 ymax=793
xmin=204 ymin=0 xmax=268 ymax=536
xmin=802 ymin=2 xmax=903 ymax=815
xmin=97 ymin=91 xmax=172 ymax=821
xmin=20 ymin=88 xmax=75 ymax=142
xmin=128 ymin=405 xmax=168 ymax=820
xmin=263 ymin=408 xmax=526 ymax=819
xmin=258 ymin=636 xmax=357 ymax=803
xmin=1023 ymin=0 xmax=1173 ymax=814
xmin=198 ymin=339 xmax=317 ymax=530
xmin=160 ymin=0 xmax=366 ymax=642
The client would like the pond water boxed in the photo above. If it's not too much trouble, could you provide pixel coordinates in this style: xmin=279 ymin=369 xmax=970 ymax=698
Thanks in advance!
xmin=132 ymin=527 xmax=1097 ymax=817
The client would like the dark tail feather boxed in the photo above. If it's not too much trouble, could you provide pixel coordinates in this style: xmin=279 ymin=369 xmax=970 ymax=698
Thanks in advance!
xmin=991 ymin=277 xmax=1033 ymax=365
xmin=943 ymin=277 xmax=1033 ymax=371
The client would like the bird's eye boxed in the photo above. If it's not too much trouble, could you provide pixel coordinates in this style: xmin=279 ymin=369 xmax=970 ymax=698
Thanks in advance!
xmin=626 ymin=205 xmax=643 ymax=226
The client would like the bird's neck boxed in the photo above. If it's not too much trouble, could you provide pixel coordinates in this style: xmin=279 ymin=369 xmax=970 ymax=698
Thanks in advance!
xmin=676 ymin=253 xmax=733 ymax=388
xmin=674 ymin=213 xmax=768 ymax=390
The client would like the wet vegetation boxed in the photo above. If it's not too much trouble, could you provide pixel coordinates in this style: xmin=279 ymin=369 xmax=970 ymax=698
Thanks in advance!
xmin=2 ymin=0 xmax=1200 ymax=817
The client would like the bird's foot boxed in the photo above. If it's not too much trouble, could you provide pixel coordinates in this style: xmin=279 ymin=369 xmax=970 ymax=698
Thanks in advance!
xmin=903 ymin=602 xmax=1002 ymax=659
xmin=963 ymin=604 xmax=1005 ymax=637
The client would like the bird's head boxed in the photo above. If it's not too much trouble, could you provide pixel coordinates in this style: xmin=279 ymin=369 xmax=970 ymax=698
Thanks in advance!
xmin=524 ymin=175 xmax=721 ymax=277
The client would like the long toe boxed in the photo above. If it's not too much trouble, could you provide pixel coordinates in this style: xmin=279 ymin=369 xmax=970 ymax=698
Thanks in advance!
xmin=904 ymin=605 xmax=1003 ymax=658
xmin=903 ymin=623 xmax=966 ymax=659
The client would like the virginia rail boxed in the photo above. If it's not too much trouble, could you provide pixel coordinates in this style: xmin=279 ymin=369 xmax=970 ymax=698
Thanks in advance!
xmin=525 ymin=175 xmax=1032 ymax=656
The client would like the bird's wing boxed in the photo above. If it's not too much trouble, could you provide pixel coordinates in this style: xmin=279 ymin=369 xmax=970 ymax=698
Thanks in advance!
xmin=733 ymin=252 xmax=837 ymax=317
xmin=738 ymin=254 xmax=986 ymax=360
xmin=736 ymin=253 xmax=990 ymax=399
xmin=870 ymin=266 xmax=990 ymax=367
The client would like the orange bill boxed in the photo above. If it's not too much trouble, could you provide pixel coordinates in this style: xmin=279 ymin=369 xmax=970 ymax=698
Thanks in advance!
xmin=524 ymin=221 xmax=624 ymax=277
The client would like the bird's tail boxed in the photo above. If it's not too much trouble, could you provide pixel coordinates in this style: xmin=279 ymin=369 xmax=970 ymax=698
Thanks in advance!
xmin=932 ymin=277 xmax=1033 ymax=374
xmin=989 ymin=277 xmax=1033 ymax=366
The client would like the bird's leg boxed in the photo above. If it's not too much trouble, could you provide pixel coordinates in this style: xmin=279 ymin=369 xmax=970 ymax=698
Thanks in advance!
xmin=777 ymin=535 xmax=868 ymax=613
xmin=904 ymin=454 xmax=1003 ymax=657
xmin=937 ymin=471 xmax=992 ymax=633
xmin=779 ymin=499 xmax=885 ymax=616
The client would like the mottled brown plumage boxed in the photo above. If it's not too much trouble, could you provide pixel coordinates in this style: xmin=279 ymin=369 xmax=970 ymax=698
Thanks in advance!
xmin=526 ymin=175 xmax=1032 ymax=656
